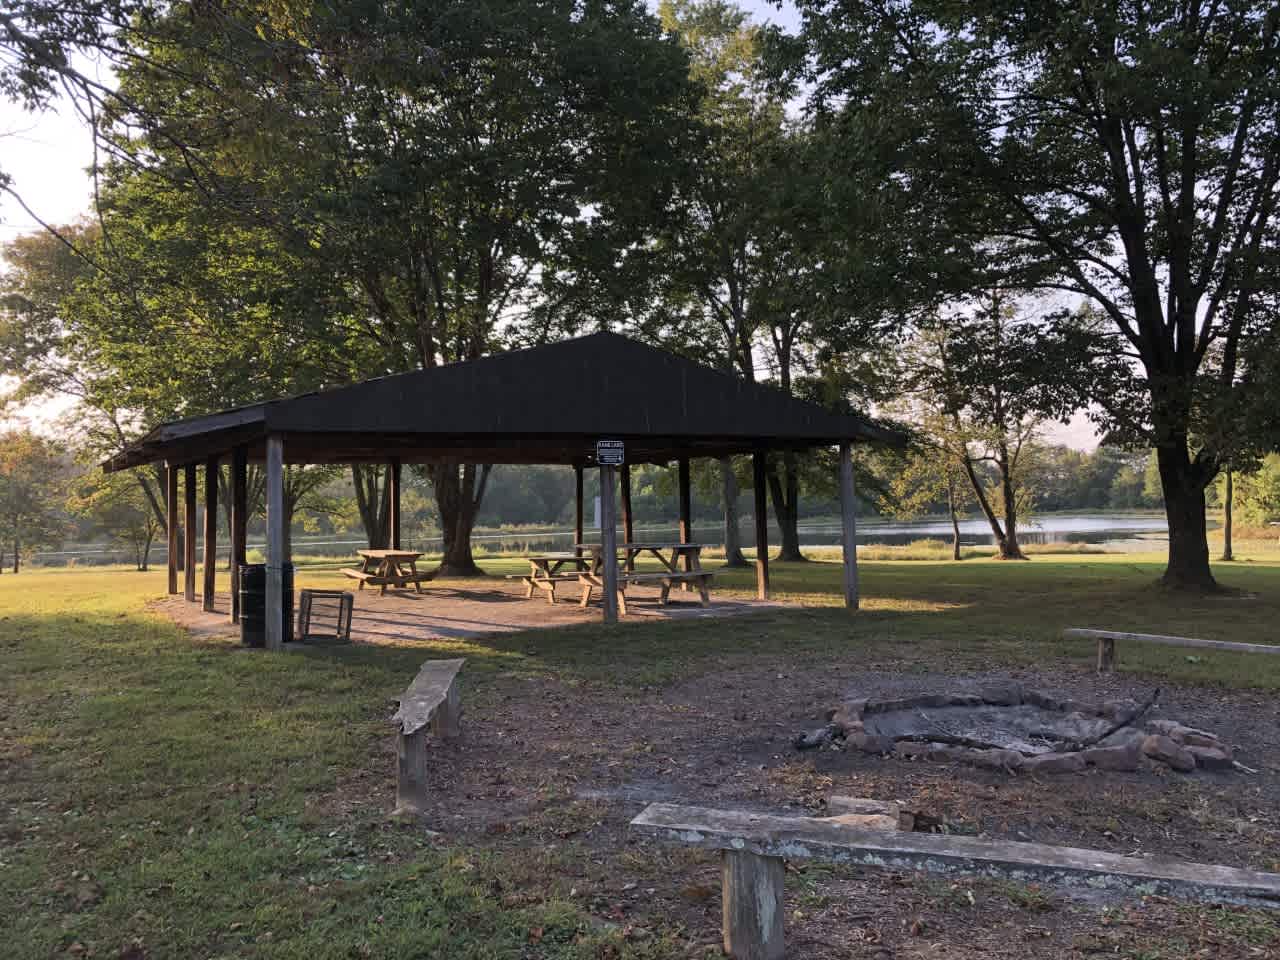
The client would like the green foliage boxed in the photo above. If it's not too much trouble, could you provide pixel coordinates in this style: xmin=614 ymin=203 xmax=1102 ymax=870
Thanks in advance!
xmin=780 ymin=0 xmax=1280 ymax=586
xmin=0 ymin=430 xmax=68 ymax=569
xmin=67 ymin=467 xmax=162 ymax=570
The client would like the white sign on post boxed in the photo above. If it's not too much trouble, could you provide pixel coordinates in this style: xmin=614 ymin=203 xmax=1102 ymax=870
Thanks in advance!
xmin=596 ymin=439 xmax=625 ymax=466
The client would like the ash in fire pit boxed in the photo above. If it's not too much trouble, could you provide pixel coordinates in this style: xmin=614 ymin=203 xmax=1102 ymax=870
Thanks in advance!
xmin=795 ymin=684 xmax=1237 ymax=775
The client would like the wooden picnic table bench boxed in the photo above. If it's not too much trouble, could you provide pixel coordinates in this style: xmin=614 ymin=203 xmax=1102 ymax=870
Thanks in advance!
xmin=508 ymin=552 xmax=590 ymax=604
xmin=573 ymin=543 xmax=715 ymax=615
xmin=632 ymin=802 xmax=1280 ymax=959
xmin=390 ymin=658 xmax=463 ymax=816
xmin=1064 ymin=627 xmax=1280 ymax=672
xmin=341 ymin=548 xmax=437 ymax=596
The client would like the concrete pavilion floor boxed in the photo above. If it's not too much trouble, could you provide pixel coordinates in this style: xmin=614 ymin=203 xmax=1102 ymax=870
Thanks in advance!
xmin=152 ymin=576 xmax=790 ymax=645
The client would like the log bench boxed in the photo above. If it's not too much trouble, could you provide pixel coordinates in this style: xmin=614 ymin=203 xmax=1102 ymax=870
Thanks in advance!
xmin=579 ymin=570 xmax=714 ymax=615
xmin=631 ymin=802 xmax=1280 ymax=960
xmin=390 ymin=658 xmax=464 ymax=816
xmin=1064 ymin=627 xmax=1280 ymax=673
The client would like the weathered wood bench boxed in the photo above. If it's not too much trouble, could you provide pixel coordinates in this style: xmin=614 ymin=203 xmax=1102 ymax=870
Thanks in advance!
xmin=390 ymin=658 xmax=464 ymax=816
xmin=579 ymin=570 xmax=714 ymax=614
xmin=1064 ymin=627 xmax=1280 ymax=672
xmin=341 ymin=567 xmax=437 ymax=595
xmin=505 ymin=572 xmax=585 ymax=603
xmin=632 ymin=802 xmax=1280 ymax=960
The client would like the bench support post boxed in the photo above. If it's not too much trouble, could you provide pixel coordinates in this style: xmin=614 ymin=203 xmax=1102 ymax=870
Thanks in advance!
xmin=1097 ymin=636 xmax=1116 ymax=673
xmin=432 ymin=682 xmax=461 ymax=739
xmin=722 ymin=850 xmax=785 ymax=960
xmin=395 ymin=727 xmax=429 ymax=816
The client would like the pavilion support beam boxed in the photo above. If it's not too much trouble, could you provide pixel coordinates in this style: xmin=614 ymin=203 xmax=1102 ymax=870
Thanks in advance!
xmin=574 ymin=465 xmax=584 ymax=555
xmin=620 ymin=464 xmax=634 ymax=570
xmin=202 ymin=456 xmax=218 ymax=613
xmin=183 ymin=464 xmax=197 ymax=603
xmin=388 ymin=457 xmax=402 ymax=550
xmin=677 ymin=457 xmax=693 ymax=587
xmin=752 ymin=452 xmax=769 ymax=601
xmin=838 ymin=442 xmax=859 ymax=610
xmin=265 ymin=434 xmax=286 ymax=650
xmin=230 ymin=446 xmax=247 ymax=624
xmin=165 ymin=463 xmax=179 ymax=594
xmin=600 ymin=463 xmax=619 ymax=624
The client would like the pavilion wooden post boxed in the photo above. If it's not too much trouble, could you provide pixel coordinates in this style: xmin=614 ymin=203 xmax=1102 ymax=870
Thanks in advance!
xmin=838 ymin=442 xmax=859 ymax=610
xmin=620 ymin=464 xmax=635 ymax=570
xmin=388 ymin=457 xmax=402 ymax=550
xmin=229 ymin=446 xmax=247 ymax=624
xmin=165 ymin=462 xmax=179 ymax=594
xmin=202 ymin=456 xmax=218 ymax=612
xmin=574 ymin=465 xmax=584 ymax=556
xmin=751 ymin=452 xmax=769 ymax=600
xmin=183 ymin=464 xmax=197 ymax=602
xmin=599 ymin=463 xmax=619 ymax=624
xmin=677 ymin=456 xmax=693 ymax=588
xmin=265 ymin=434 xmax=286 ymax=650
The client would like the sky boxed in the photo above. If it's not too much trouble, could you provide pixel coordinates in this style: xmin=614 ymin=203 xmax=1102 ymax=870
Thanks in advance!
xmin=0 ymin=1 xmax=1099 ymax=450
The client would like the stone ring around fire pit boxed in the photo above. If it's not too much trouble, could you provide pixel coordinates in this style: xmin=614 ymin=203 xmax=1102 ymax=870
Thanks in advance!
xmin=794 ymin=684 xmax=1237 ymax=775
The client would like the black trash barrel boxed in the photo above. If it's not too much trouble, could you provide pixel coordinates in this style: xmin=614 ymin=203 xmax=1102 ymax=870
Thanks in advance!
xmin=239 ymin=562 xmax=294 ymax=647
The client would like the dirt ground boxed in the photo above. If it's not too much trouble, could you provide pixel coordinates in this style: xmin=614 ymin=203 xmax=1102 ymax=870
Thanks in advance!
xmin=149 ymin=586 xmax=1280 ymax=958
xmin=303 ymin=654 xmax=1280 ymax=959
xmin=153 ymin=580 xmax=789 ymax=642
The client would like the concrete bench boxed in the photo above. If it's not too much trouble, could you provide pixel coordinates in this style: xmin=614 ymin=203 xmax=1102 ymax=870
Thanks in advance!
xmin=390 ymin=658 xmax=464 ymax=816
xmin=1064 ymin=627 xmax=1280 ymax=672
xmin=631 ymin=802 xmax=1280 ymax=960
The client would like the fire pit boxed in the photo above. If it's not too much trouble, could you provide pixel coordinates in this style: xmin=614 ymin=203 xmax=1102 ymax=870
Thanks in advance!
xmin=795 ymin=684 xmax=1236 ymax=774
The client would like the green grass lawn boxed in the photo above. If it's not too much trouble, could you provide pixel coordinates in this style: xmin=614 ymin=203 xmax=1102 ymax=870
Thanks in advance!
xmin=3 ymin=548 xmax=1280 ymax=958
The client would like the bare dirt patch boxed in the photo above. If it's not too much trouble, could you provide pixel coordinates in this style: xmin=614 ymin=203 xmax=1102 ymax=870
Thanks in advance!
xmin=322 ymin=655 xmax=1280 ymax=958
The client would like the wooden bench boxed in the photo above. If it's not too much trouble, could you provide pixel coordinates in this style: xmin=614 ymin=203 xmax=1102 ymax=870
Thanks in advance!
xmin=1064 ymin=627 xmax=1280 ymax=672
xmin=631 ymin=802 xmax=1280 ymax=960
xmin=579 ymin=570 xmax=714 ymax=614
xmin=341 ymin=567 xmax=437 ymax=595
xmin=390 ymin=658 xmax=464 ymax=816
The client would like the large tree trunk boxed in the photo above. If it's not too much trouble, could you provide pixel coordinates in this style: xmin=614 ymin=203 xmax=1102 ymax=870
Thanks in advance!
xmin=1157 ymin=443 xmax=1217 ymax=590
xmin=720 ymin=457 xmax=748 ymax=567
xmin=352 ymin=465 xmax=390 ymax=550
xmin=766 ymin=453 xmax=806 ymax=562
xmin=959 ymin=456 xmax=1016 ymax=558
xmin=1221 ymin=469 xmax=1234 ymax=562
xmin=429 ymin=462 xmax=491 ymax=576
xmin=12 ymin=534 xmax=19 ymax=573
xmin=996 ymin=443 xmax=1026 ymax=560
xmin=947 ymin=478 xmax=962 ymax=561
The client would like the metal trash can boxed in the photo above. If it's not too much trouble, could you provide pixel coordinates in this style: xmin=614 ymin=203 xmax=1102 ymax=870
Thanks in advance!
xmin=238 ymin=562 xmax=294 ymax=647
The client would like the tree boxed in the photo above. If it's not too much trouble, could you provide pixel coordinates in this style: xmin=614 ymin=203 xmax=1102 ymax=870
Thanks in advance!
xmin=92 ymin=0 xmax=696 ymax=575
xmin=881 ymin=443 xmax=971 ymax=560
xmin=901 ymin=297 xmax=1080 ymax=559
xmin=68 ymin=467 xmax=161 ymax=570
xmin=0 ymin=431 xmax=67 ymax=572
xmin=782 ymin=0 xmax=1280 ymax=590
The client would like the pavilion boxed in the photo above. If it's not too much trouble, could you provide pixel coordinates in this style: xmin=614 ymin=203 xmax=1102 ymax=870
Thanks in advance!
xmin=104 ymin=332 xmax=900 ymax=646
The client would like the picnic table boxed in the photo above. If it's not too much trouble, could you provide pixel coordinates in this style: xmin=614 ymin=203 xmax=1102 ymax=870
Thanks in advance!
xmin=341 ymin=549 xmax=437 ymax=595
xmin=574 ymin=542 xmax=713 ymax=615
xmin=514 ymin=552 xmax=590 ymax=604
